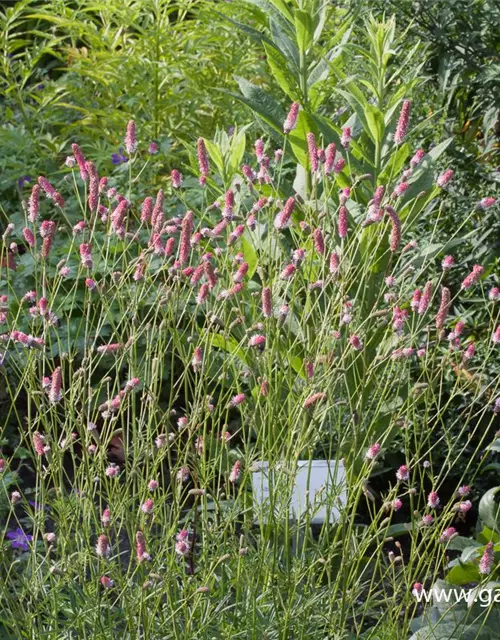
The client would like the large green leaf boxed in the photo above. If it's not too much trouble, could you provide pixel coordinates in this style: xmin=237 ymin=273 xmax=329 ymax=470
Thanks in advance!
xmin=263 ymin=42 xmax=299 ymax=100
xmin=234 ymin=76 xmax=285 ymax=134
xmin=294 ymin=9 xmax=313 ymax=53
xmin=479 ymin=487 xmax=500 ymax=533
xmin=364 ymin=104 xmax=385 ymax=145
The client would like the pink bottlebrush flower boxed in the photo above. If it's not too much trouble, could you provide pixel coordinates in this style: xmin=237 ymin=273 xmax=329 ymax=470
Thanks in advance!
xmin=442 ymin=255 xmax=455 ymax=271
xmin=385 ymin=206 xmax=401 ymax=251
xmin=274 ymin=197 xmax=295 ymax=230
xmin=489 ymin=287 xmax=500 ymax=301
xmin=133 ymin=261 xmax=146 ymax=282
xmin=283 ymin=102 xmax=299 ymax=134
xmin=249 ymin=334 xmax=266 ymax=350
xmin=338 ymin=205 xmax=348 ymax=238
xmin=101 ymin=508 xmax=111 ymax=527
xmin=366 ymin=443 xmax=381 ymax=461
xmin=96 ymin=534 xmax=110 ymax=558
xmin=410 ymin=148 xmax=425 ymax=168
xmin=73 ymin=220 xmax=86 ymax=234
xmin=223 ymin=190 xmax=235 ymax=219
xmin=396 ymin=465 xmax=409 ymax=481
xmin=28 ymin=184 xmax=40 ymax=223
xmin=392 ymin=498 xmax=403 ymax=511
xmin=229 ymin=393 xmax=245 ymax=408
xmin=228 ymin=224 xmax=245 ymax=246
xmin=435 ymin=287 xmax=451 ymax=329
xmin=262 ymin=287 xmax=272 ymax=318
xmin=303 ymin=392 xmax=327 ymax=410
xmin=251 ymin=196 xmax=268 ymax=214
xmin=33 ymin=432 xmax=49 ymax=456
xmin=461 ymin=264 xmax=484 ymax=289
xmin=334 ymin=157 xmax=345 ymax=174
xmin=437 ymin=169 xmax=453 ymax=188
xmin=233 ymin=262 xmax=248 ymax=284
xmin=196 ymin=283 xmax=210 ymax=304
xmin=140 ymin=197 xmax=153 ymax=223
xmin=100 ymin=576 xmax=114 ymax=589
xmin=479 ymin=542 xmax=495 ymax=575
xmin=394 ymin=100 xmax=411 ymax=144
xmin=385 ymin=276 xmax=396 ymax=288
xmin=192 ymin=346 xmax=202 ymax=371
xmin=105 ymin=464 xmax=120 ymax=478
xmin=171 ymin=169 xmax=183 ymax=189
xmin=155 ymin=434 xmax=167 ymax=449
xmin=38 ymin=177 xmax=64 ymax=207
xmin=148 ymin=480 xmax=159 ymax=492
xmin=11 ymin=491 xmax=21 ymax=504
xmin=79 ymin=243 xmax=93 ymax=269
xmin=86 ymin=161 xmax=99 ymax=212
xmin=177 ymin=466 xmax=190 ymax=483
xmin=392 ymin=181 xmax=409 ymax=198
xmin=148 ymin=141 xmax=158 ymax=155
xmin=49 ymin=367 xmax=62 ymax=403
xmin=175 ymin=538 xmax=191 ymax=556
xmin=229 ymin=460 xmax=242 ymax=484
xmin=164 ymin=237 xmax=176 ymax=258
xmin=307 ymin=133 xmax=319 ymax=172
xmin=124 ymin=120 xmax=137 ymax=154
xmin=85 ymin=278 xmax=97 ymax=290
xmin=313 ymin=228 xmax=325 ymax=255
xmin=22 ymin=227 xmax=35 ymax=247
xmin=329 ymin=252 xmax=340 ymax=274
xmin=151 ymin=189 xmax=164 ymax=232
xmin=275 ymin=148 xmax=283 ymax=163
xmin=124 ymin=377 xmax=140 ymax=393
xmin=280 ymin=263 xmax=296 ymax=280
xmin=141 ymin=499 xmax=154 ymax=514
xmin=210 ymin=218 xmax=228 ymax=238
xmin=458 ymin=486 xmax=471 ymax=497
xmin=456 ymin=500 xmax=472 ymax=513
xmin=440 ymin=527 xmax=458 ymax=544
xmin=421 ymin=515 xmax=434 ymax=526
xmin=71 ymin=143 xmax=88 ymax=181
xmin=189 ymin=264 xmax=204 ymax=285
xmin=417 ymin=281 xmax=433 ymax=314
xmin=178 ymin=211 xmax=194 ymax=265
xmin=98 ymin=177 xmax=108 ymax=193
xmin=340 ymin=126 xmax=352 ymax=149
xmin=412 ymin=583 xmax=423 ymax=598
xmin=260 ymin=379 xmax=269 ymax=396
xmin=135 ymin=531 xmax=150 ymax=562
xmin=110 ymin=200 xmax=128 ymax=237
xmin=97 ymin=343 xmax=122 ymax=354
xmin=0 ymin=459 xmax=5 ymax=473
xmin=463 ymin=342 xmax=476 ymax=360
xmin=242 ymin=164 xmax=257 ymax=183
xmin=197 ymin=137 xmax=209 ymax=185
xmin=292 ymin=248 xmax=306 ymax=265
xmin=349 ymin=335 xmax=363 ymax=351
xmin=339 ymin=187 xmax=351 ymax=205
xmin=324 ymin=142 xmax=336 ymax=175
xmin=254 ymin=138 xmax=265 ymax=163
xmin=492 ymin=325 xmax=500 ymax=344
xmin=204 ymin=261 xmax=217 ymax=289
xmin=427 ymin=491 xmax=440 ymax=508
xmin=479 ymin=197 xmax=496 ymax=210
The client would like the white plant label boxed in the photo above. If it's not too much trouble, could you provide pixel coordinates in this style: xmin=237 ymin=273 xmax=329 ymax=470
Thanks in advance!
xmin=252 ymin=459 xmax=347 ymax=524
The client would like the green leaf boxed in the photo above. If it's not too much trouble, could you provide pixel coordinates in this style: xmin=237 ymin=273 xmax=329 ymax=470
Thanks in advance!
xmin=204 ymin=139 xmax=225 ymax=175
xmin=364 ymin=104 xmax=385 ymax=145
xmin=446 ymin=562 xmax=481 ymax=586
xmin=288 ymin=110 xmax=318 ymax=169
xmin=234 ymin=76 xmax=285 ymax=134
xmin=207 ymin=333 xmax=248 ymax=366
xmin=479 ymin=487 xmax=500 ymax=533
xmin=241 ymin=235 xmax=258 ymax=279
xmin=263 ymin=42 xmax=299 ymax=100
xmin=294 ymin=9 xmax=313 ymax=53
xmin=228 ymin=127 xmax=248 ymax=175
xmin=379 ymin=142 xmax=410 ymax=181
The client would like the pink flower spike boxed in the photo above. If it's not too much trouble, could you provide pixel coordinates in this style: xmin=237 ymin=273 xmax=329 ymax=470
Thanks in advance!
xmin=49 ymin=367 xmax=62 ymax=404
xmin=125 ymin=120 xmax=137 ymax=154
xmin=461 ymin=264 xmax=484 ymax=290
xmin=248 ymin=334 xmax=266 ymax=350
xmin=437 ymin=168 xmax=453 ymax=188
xmin=435 ymin=287 xmax=451 ymax=329
xmin=22 ymin=227 xmax=35 ymax=248
xmin=141 ymin=499 xmax=154 ymax=514
xmin=396 ymin=465 xmax=409 ymax=481
xmin=28 ymin=184 xmax=40 ymax=223
xmin=441 ymin=255 xmax=455 ymax=271
xmin=340 ymin=126 xmax=352 ymax=149
xmin=171 ymin=169 xmax=182 ymax=189
xmin=366 ymin=443 xmax=381 ymax=461
xmin=427 ymin=491 xmax=440 ymax=508
xmin=394 ymin=100 xmax=411 ymax=144
xmin=262 ymin=287 xmax=272 ymax=318
xmin=492 ymin=325 xmax=500 ymax=345
xmin=96 ymin=534 xmax=110 ymax=558
xmin=478 ymin=197 xmax=496 ymax=210
xmin=283 ymin=102 xmax=299 ymax=134
xmin=307 ymin=132 xmax=319 ymax=172
xmin=71 ymin=144 xmax=88 ymax=182
xmin=479 ymin=542 xmax=495 ymax=575
xmin=197 ymin=138 xmax=209 ymax=185
xmin=100 ymin=576 xmax=114 ymax=589
xmin=79 ymin=243 xmax=93 ymax=269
